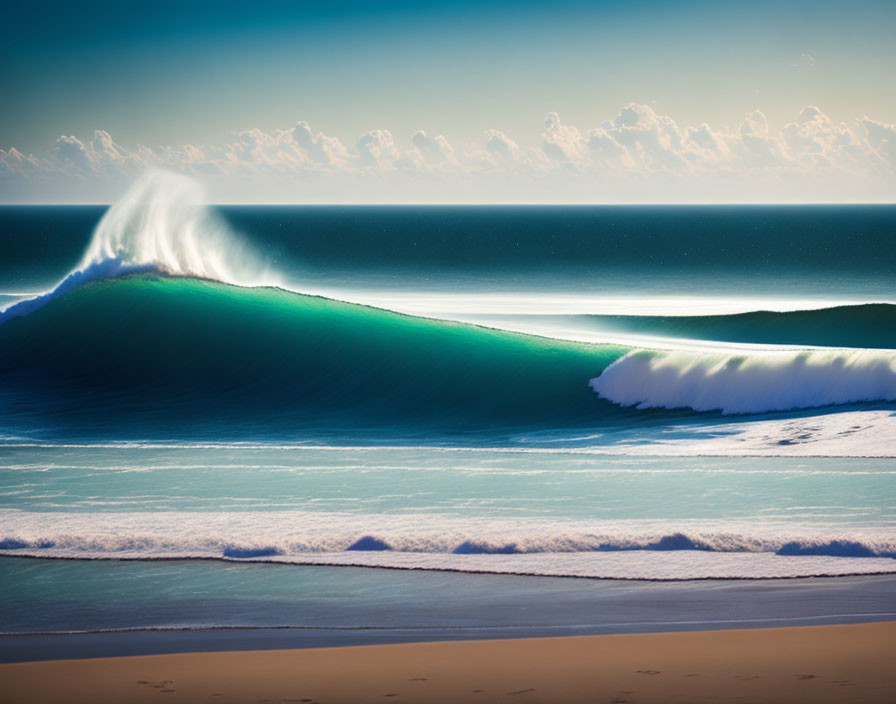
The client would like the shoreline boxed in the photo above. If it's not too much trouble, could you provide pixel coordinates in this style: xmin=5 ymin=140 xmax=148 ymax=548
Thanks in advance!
xmin=4 ymin=551 xmax=896 ymax=581
xmin=2 ymin=622 xmax=894 ymax=703
xmin=5 ymin=611 xmax=896 ymax=664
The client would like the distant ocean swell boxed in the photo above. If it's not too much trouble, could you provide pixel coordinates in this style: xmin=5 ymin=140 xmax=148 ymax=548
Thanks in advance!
xmin=567 ymin=305 xmax=896 ymax=349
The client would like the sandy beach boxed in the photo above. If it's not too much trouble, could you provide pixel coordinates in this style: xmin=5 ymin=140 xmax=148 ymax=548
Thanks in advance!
xmin=2 ymin=622 xmax=893 ymax=703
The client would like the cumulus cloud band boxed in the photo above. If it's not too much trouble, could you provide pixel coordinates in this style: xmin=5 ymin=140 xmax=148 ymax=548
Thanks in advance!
xmin=2 ymin=104 xmax=894 ymax=203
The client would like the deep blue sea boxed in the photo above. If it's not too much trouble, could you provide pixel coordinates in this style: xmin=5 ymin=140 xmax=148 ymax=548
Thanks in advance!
xmin=0 ymin=174 xmax=894 ymax=648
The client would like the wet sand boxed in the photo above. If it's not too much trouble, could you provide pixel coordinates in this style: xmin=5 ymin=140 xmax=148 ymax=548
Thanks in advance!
xmin=2 ymin=622 xmax=893 ymax=703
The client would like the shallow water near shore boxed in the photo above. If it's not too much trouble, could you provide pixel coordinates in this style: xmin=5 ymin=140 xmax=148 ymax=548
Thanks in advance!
xmin=2 ymin=558 xmax=895 ymax=662
xmin=1 ymin=445 xmax=894 ymax=578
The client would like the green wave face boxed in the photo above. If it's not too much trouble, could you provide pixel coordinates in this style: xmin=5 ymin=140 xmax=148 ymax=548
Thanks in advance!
xmin=0 ymin=276 xmax=627 ymax=440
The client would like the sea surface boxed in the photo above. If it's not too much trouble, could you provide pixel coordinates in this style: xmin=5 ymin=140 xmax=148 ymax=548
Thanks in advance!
xmin=0 ymin=174 xmax=894 ymax=645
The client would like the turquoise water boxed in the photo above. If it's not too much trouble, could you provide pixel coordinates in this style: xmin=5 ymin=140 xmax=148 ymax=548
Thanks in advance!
xmin=1 ymin=446 xmax=893 ymax=524
xmin=1 ymin=445 xmax=893 ymax=574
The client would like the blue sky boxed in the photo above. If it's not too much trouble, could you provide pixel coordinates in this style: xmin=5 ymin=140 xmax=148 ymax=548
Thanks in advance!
xmin=3 ymin=0 xmax=895 ymax=202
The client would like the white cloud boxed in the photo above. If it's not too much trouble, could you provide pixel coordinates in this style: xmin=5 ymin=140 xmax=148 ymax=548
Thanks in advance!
xmin=355 ymin=129 xmax=399 ymax=168
xmin=410 ymin=130 xmax=458 ymax=167
xmin=289 ymin=121 xmax=350 ymax=166
xmin=2 ymin=105 xmax=894 ymax=203
xmin=542 ymin=112 xmax=587 ymax=164
xmin=860 ymin=117 xmax=896 ymax=169
xmin=54 ymin=135 xmax=98 ymax=172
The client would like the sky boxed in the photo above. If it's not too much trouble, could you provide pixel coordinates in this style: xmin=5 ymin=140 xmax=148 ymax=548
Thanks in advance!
xmin=2 ymin=0 xmax=895 ymax=203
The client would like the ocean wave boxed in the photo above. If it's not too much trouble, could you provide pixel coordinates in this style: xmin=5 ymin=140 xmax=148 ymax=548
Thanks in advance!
xmin=574 ymin=305 xmax=896 ymax=349
xmin=1 ymin=511 xmax=894 ymax=561
xmin=0 ymin=275 xmax=624 ymax=436
xmin=3 ymin=551 xmax=894 ymax=581
xmin=591 ymin=348 xmax=896 ymax=415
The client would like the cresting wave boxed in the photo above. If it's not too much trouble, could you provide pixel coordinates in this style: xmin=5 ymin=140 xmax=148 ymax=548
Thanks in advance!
xmin=76 ymin=171 xmax=271 ymax=283
xmin=591 ymin=348 xmax=896 ymax=415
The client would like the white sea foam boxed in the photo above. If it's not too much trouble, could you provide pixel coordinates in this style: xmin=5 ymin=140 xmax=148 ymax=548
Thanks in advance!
xmin=594 ymin=409 xmax=896 ymax=457
xmin=1 ymin=510 xmax=894 ymax=579
xmin=78 ymin=171 xmax=278 ymax=287
xmin=590 ymin=348 xmax=896 ymax=415
xmin=249 ymin=551 xmax=896 ymax=580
